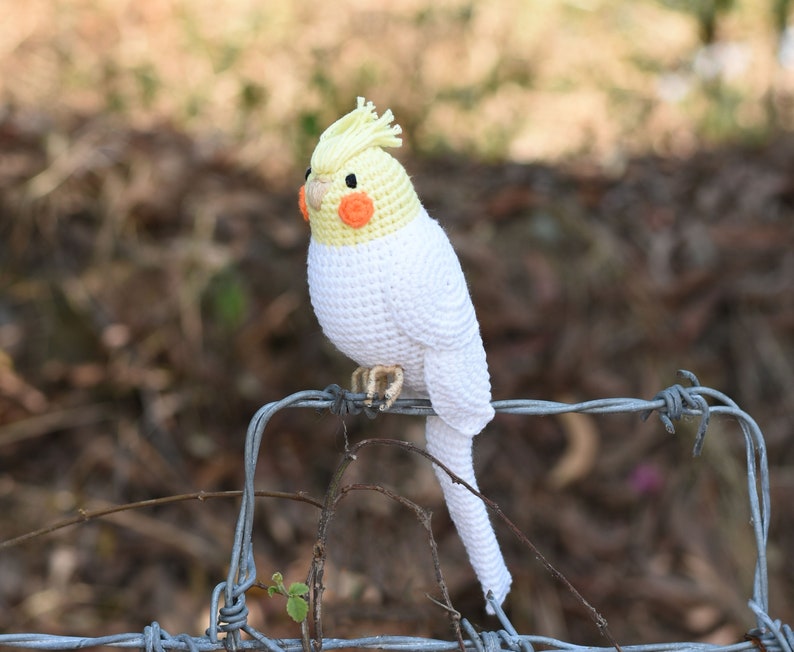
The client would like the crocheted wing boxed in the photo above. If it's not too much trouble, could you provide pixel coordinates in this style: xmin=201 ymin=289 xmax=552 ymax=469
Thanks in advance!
xmin=387 ymin=209 xmax=481 ymax=351
xmin=387 ymin=210 xmax=494 ymax=436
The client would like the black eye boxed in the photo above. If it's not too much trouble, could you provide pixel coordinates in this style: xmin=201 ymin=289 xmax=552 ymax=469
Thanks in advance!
xmin=345 ymin=173 xmax=357 ymax=189
xmin=304 ymin=167 xmax=311 ymax=180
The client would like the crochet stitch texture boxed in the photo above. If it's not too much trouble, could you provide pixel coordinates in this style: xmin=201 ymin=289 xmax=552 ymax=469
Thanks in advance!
xmin=301 ymin=97 xmax=512 ymax=612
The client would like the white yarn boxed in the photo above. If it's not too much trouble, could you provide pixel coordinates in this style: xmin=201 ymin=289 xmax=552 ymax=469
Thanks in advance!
xmin=308 ymin=205 xmax=511 ymax=609
xmin=425 ymin=416 xmax=512 ymax=613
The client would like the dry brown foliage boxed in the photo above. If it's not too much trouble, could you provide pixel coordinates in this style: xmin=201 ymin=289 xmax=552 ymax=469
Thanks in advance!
xmin=0 ymin=108 xmax=792 ymax=645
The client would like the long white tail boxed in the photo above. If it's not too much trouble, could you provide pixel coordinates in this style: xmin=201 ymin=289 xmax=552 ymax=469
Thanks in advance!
xmin=425 ymin=415 xmax=512 ymax=613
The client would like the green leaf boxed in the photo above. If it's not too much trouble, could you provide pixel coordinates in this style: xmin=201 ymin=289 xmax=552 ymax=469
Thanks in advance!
xmin=267 ymin=586 xmax=279 ymax=597
xmin=286 ymin=595 xmax=308 ymax=623
xmin=287 ymin=582 xmax=309 ymax=597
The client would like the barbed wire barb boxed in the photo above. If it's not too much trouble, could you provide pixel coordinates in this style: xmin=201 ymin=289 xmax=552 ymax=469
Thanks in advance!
xmin=639 ymin=370 xmax=710 ymax=456
xmin=0 ymin=372 xmax=788 ymax=652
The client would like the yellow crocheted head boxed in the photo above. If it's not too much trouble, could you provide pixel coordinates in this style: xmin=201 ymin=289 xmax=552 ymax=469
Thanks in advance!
xmin=299 ymin=97 xmax=421 ymax=246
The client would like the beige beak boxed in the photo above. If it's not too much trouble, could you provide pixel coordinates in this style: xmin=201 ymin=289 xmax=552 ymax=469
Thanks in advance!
xmin=306 ymin=178 xmax=330 ymax=211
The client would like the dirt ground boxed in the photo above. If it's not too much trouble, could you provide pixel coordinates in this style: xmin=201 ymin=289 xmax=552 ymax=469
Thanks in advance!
xmin=0 ymin=108 xmax=792 ymax=647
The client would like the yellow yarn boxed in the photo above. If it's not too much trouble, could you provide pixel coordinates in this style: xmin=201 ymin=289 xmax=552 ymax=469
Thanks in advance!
xmin=310 ymin=97 xmax=402 ymax=176
xmin=305 ymin=98 xmax=421 ymax=247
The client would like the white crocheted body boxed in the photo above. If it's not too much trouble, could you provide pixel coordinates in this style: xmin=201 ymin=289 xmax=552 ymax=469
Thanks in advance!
xmin=308 ymin=205 xmax=511 ymax=609
xmin=308 ymin=206 xmax=494 ymax=435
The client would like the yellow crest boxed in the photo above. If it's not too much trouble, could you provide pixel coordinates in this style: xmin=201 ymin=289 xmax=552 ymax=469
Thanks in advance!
xmin=310 ymin=97 xmax=402 ymax=175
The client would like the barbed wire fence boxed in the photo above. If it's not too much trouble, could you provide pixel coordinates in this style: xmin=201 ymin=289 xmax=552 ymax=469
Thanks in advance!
xmin=0 ymin=370 xmax=790 ymax=652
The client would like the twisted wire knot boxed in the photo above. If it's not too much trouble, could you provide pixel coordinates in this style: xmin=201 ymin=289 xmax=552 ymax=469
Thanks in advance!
xmin=748 ymin=600 xmax=794 ymax=652
xmin=480 ymin=631 xmax=509 ymax=652
xmin=218 ymin=594 xmax=249 ymax=635
xmin=323 ymin=384 xmax=377 ymax=418
xmin=749 ymin=625 xmax=794 ymax=652
xmin=461 ymin=593 xmax=534 ymax=652
xmin=461 ymin=623 xmax=532 ymax=652
xmin=641 ymin=369 xmax=710 ymax=456
xmin=142 ymin=621 xmax=178 ymax=652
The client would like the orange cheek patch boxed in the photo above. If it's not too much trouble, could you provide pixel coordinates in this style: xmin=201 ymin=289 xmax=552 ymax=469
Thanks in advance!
xmin=338 ymin=191 xmax=374 ymax=229
xmin=298 ymin=186 xmax=309 ymax=221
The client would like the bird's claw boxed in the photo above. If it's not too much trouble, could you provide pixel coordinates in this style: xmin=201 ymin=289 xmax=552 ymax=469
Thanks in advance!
xmin=351 ymin=365 xmax=404 ymax=411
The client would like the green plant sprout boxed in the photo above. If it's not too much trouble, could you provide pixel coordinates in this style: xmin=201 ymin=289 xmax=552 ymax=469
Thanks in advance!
xmin=267 ymin=572 xmax=309 ymax=623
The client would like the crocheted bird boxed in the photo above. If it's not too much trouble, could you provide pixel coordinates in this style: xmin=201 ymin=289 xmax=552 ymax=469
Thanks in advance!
xmin=299 ymin=97 xmax=512 ymax=612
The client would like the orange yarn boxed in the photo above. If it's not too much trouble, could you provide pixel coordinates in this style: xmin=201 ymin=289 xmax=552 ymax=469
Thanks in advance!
xmin=338 ymin=191 xmax=374 ymax=229
xmin=298 ymin=186 xmax=309 ymax=221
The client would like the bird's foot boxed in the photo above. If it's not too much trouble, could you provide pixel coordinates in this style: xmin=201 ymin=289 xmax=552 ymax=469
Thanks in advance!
xmin=350 ymin=365 xmax=404 ymax=411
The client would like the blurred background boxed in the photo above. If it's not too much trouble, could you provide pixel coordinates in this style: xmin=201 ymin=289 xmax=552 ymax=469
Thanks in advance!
xmin=4 ymin=0 xmax=794 ymax=168
xmin=0 ymin=0 xmax=792 ymax=647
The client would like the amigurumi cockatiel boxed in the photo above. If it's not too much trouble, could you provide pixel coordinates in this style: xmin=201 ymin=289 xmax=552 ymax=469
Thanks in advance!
xmin=299 ymin=97 xmax=512 ymax=612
